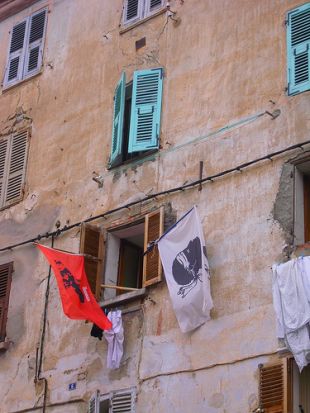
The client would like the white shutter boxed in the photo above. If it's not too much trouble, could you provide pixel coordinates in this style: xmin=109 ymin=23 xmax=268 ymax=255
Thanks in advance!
xmin=3 ymin=19 xmax=27 ymax=87
xmin=147 ymin=0 xmax=164 ymax=15
xmin=0 ymin=139 xmax=9 ymax=208
xmin=110 ymin=388 xmax=136 ymax=413
xmin=123 ymin=0 xmax=143 ymax=25
xmin=24 ymin=9 xmax=47 ymax=78
xmin=4 ymin=131 xmax=29 ymax=207
xmin=89 ymin=390 xmax=100 ymax=413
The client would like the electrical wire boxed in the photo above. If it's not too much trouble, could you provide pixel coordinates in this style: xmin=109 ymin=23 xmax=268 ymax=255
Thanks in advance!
xmin=0 ymin=138 xmax=309 ymax=253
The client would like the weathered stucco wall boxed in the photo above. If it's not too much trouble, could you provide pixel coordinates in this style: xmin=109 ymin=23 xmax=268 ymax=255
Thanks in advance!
xmin=0 ymin=0 xmax=309 ymax=412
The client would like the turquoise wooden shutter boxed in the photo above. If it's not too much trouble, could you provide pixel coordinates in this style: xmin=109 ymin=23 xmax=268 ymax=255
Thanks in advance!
xmin=128 ymin=68 xmax=163 ymax=153
xmin=110 ymin=72 xmax=126 ymax=167
xmin=287 ymin=3 xmax=310 ymax=95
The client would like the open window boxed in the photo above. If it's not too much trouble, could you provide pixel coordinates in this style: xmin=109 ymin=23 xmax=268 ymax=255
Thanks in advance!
xmin=109 ymin=68 xmax=163 ymax=168
xmin=294 ymin=159 xmax=310 ymax=246
xmin=89 ymin=387 xmax=136 ymax=413
xmin=80 ymin=208 xmax=164 ymax=303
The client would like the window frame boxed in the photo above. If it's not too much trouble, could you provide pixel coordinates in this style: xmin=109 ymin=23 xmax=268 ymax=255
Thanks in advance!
xmin=3 ymin=7 xmax=48 ymax=90
xmin=89 ymin=387 xmax=136 ymax=413
xmin=294 ymin=157 xmax=310 ymax=246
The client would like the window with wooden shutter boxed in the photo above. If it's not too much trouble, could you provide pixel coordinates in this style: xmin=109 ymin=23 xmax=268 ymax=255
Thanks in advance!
xmin=128 ymin=68 xmax=163 ymax=154
xmin=3 ymin=8 xmax=47 ymax=88
xmin=0 ymin=263 xmax=13 ymax=342
xmin=258 ymin=361 xmax=288 ymax=413
xmin=4 ymin=20 xmax=27 ymax=86
xmin=287 ymin=3 xmax=310 ymax=95
xmin=24 ymin=9 xmax=47 ymax=78
xmin=111 ymin=388 xmax=136 ymax=413
xmin=80 ymin=223 xmax=105 ymax=300
xmin=148 ymin=0 xmax=164 ymax=13
xmin=0 ymin=131 xmax=29 ymax=210
xmin=110 ymin=72 xmax=126 ymax=168
xmin=88 ymin=390 xmax=100 ymax=413
xmin=4 ymin=130 xmax=29 ymax=207
xmin=143 ymin=207 xmax=164 ymax=287
xmin=123 ymin=0 xmax=143 ymax=25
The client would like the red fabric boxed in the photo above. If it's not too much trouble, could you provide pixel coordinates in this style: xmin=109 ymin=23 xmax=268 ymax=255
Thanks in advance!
xmin=37 ymin=244 xmax=112 ymax=331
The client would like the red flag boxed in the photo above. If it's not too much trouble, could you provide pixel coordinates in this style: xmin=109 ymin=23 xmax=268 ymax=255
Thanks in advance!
xmin=36 ymin=244 xmax=112 ymax=331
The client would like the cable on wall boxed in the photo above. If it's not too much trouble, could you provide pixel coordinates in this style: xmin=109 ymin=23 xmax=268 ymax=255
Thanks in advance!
xmin=0 ymin=138 xmax=309 ymax=253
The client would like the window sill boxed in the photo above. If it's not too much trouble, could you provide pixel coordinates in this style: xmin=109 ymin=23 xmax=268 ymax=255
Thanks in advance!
xmin=2 ymin=70 xmax=42 ymax=94
xmin=100 ymin=288 xmax=146 ymax=308
xmin=120 ymin=8 xmax=167 ymax=34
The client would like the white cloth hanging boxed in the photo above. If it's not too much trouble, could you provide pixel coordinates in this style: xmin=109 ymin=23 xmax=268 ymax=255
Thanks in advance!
xmin=272 ymin=256 xmax=310 ymax=371
xmin=103 ymin=310 xmax=124 ymax=369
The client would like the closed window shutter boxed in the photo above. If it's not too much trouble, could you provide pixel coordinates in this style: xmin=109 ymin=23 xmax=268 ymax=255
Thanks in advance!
xmin=88 ymin=390 xmax=100 ymax=413
xmin=128 ymin=68 xmax=163 ymax=153
xmin=124 ymin=0 xmax=142 ymax=25
xmin=4 ymin=20 xmax=27 ymax=86
xmin=4 ymin=130 xmax=29 ymax=207
xmin=0 ymin=138 xmax=9 ymax=208
xmin=111 ymin=388 xmax=135 ymax=413
xmin=149 ymin=0 xmax=164 ymax=12
xmin=24 ymin=9 xmax=47 ymax=77
xmin=287 ymin=3 xmax=310 ymax=95
xmin=258 ymin=362 xmax=286 ymax=413
xmin=0 ymin=263 xmax=13 ymax=342
xmin=143 ymin=207 xmax=164 ymax=287
xmin=110 ymin=72 xmax=126 ymax=168
xmin=80 ymin=223 xmax=105 ymax=300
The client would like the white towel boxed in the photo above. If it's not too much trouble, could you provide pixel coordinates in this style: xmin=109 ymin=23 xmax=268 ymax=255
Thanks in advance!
xmin=272 ymin=256 xmax=310 ymax=371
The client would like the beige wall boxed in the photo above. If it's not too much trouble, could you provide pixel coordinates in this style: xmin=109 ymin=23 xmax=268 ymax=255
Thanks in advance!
xmin=0 ymin=0 xmax=309 ymax=412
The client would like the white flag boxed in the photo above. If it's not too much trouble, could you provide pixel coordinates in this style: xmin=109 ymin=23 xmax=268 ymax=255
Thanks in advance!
xmin=158 ymin=206 xmax=213 ymax=333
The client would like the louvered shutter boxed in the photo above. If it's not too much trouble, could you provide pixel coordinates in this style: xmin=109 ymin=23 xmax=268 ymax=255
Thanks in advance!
xmin=24 ymin=9 xmax=47 ymax=78
xmin=143 ymin=207 xmax=164 ymax=287
xmin=80 ymin=224 xmax=105 ymax=300
xmin=287 ymin=3 xmax=310 ymax=95
xmin=128 ymin=68 xmax=163 ymax=153
xmin=258 ymin=362 xmax=285 ymax=413
xmin=4 ymin=19 xmax=27 ymax=87
xmin=110 ymin=388 xmax=135 ymax=413
xmin=123 ymin=0 xmax=143 ymax=25
xmin=110 ymin=73 xmax=126 ymax=168
xmin=0 ymin=263 xmax=13 ymax=342
xmin=89 ymin=390 xmax=100 ymax=413
xmin=148 ymin=0 xmax=164 ymax=13
xmin=4 ymin=131 xmax=29 ymax=207
xmin=0 ymin=138 xmax=9 ymax=208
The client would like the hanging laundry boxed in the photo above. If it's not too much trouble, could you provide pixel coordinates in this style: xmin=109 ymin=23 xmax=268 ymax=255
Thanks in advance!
xmin=157 ymin=206 xmax=213 ymax=333
xmin=104 ymin=310 xmax=124 ymax=369
xmin=36 ymin=244 xmax=112 ymax=331
xmin=272 ymin=256 xmax=310 ymax=371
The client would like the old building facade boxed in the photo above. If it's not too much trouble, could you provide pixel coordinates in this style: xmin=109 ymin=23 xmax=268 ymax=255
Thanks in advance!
xmin=0 ymin=0 xmax=309 ymax=412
